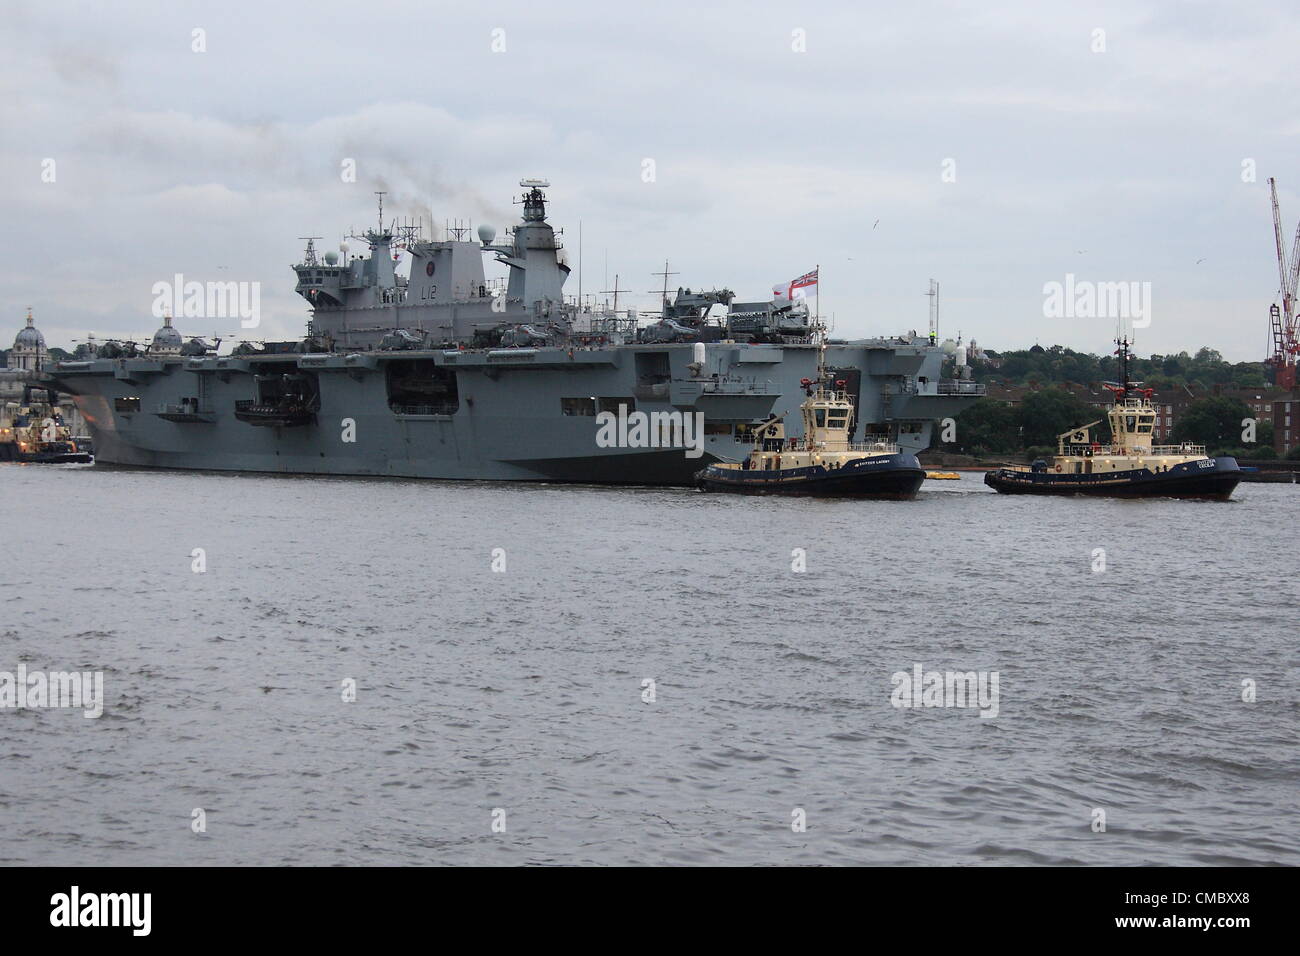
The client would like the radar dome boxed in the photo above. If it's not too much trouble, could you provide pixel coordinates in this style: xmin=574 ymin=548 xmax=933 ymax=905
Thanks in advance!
xmin=323 ymin=251 xmax=339 ymax=265
xmin=339 ymin=241 xmax=350 ymax=255
xmin=477 ymin=224 xmax=497 ymax=243
xmin=940 ymin=338 xmax=958 ymax=356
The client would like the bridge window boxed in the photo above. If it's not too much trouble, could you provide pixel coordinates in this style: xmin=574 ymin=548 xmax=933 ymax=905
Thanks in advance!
xmin=597 ymin=397 xmax=634 ymax=415
xmin=562 ymin=397 xmax=597 ymax=416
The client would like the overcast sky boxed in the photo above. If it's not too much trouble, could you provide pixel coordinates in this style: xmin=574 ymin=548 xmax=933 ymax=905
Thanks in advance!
xmin=4 ymin=0 xmax=1299 ymax=361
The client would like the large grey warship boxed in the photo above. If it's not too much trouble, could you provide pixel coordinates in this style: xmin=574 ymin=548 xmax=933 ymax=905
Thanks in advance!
xmin=51 ymin=180 xmax=984 ymax=484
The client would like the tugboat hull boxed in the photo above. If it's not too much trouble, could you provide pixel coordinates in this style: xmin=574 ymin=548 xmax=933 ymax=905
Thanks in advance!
xmin=0 ymin=443 xmax=93 ymax=464
xmin=697 ymin=453 xmax=925 ymax=499
xmin=983 ymin=457 xmax=1241 ymax=500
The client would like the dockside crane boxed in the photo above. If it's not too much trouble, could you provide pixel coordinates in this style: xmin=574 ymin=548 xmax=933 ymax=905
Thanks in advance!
xmin=1267 ymin=177 xmax=1300 ymax=390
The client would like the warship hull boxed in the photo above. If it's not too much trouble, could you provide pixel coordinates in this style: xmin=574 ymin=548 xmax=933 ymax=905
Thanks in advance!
xmin=983 ymin=457 xmax=1242 ymax=500
xmin=696 ymin=452 xmax=925 ymax=498
xmin=54 ymin=343 xmax=979 ymax=486
xmin=48 ymin=182 xmax=987 ymax=484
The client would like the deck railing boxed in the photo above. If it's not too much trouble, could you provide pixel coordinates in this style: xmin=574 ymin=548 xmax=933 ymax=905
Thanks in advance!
xmin=778 ymin=436 xmax=899 ymax=454
xmin=390 ymin=403 xmax=458 ymax=416
xmin=934 ymin=380 xmax=987 ymax=395
xmin=1060 ymin=442 xmax=1206 ymax=457
xmin=676 ymin=378 xmax=775 ymax=396
xmin=895 ymin=380 xmax=988 ymax=396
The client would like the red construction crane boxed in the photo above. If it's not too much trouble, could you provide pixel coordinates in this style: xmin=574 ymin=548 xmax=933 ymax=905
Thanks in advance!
xmin=1267 ymin=177 xmax=1300 ymax=390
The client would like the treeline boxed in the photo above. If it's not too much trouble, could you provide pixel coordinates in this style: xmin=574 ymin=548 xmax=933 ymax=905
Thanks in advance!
xmin=939 ymin=391 xmax=1295 ymax=460
xmin=970 ymin=345 xmax=1272 ymax=389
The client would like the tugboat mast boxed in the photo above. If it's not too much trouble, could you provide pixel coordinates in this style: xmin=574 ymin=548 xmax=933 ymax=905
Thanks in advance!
xmin=1116 ymin=335 xmax=1132 ymax=395
xmin=1106 ymin=334 xmax=1139 ymax=402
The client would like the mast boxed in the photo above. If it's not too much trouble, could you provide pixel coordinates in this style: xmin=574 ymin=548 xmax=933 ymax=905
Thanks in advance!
xmin=600 ymin=275 xmax=628 ymax=313
xmin=926 ymin=279 xmax=939 ymax=344
xmin=299 ymin=237 xmax=322 ymax=267
xmin=815 ymin=315 xmax=828 ymax=385
xmin=650 ymin=260 xmax=678 ymax=315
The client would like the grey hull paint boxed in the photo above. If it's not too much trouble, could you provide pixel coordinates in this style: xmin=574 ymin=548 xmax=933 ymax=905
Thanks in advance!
xmin=54 ymin=341 xmax=978 ymax=486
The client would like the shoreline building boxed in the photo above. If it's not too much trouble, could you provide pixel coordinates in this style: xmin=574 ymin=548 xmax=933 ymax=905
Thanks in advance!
xmin=2 ymin=309 xmax=89 ymax=439
xmin=9 ymin=309 xmax=48 ymax=372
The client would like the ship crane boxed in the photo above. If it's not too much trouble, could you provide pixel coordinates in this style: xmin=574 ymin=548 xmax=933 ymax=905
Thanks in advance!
xmin=1267 ymin=177 xmax=1300 ymax=390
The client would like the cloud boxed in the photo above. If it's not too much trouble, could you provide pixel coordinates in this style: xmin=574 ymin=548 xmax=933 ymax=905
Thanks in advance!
xmin=1 ymin=0 xmax=1296 ymax=361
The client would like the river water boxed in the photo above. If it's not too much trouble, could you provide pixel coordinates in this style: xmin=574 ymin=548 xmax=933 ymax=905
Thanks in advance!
xmin=1 ymin=463 xmax=1296 ymax=865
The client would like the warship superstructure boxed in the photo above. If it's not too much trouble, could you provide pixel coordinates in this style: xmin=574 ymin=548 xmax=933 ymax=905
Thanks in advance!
xmin=51 ymin=180 xmax=984 ymax=485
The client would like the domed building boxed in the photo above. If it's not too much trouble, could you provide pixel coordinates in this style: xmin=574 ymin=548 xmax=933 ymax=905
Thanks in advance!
xmin=11 ymin=309 xmax=48 ymax=371
xmin=150 ymin=315 xmax=183 ymax=355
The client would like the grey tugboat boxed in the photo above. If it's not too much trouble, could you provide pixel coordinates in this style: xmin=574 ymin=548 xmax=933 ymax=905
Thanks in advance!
xmin=51 ymin=179 xmax=984 ymax=485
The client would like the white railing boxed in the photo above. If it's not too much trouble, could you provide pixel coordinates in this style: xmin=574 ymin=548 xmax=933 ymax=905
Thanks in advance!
xmin=935 ymin=381 xmax=987 ymax=395
xmin=1060 ymin=442 xmax=1205 ymax=456
xmin=894 ymin=380 xmax=987 ymax=396
xmin=678 ymin=378 xmax=775 ymax=396
xmin=845 ymin=441 xmax=899 ymax=454
xmin=779 ymin=437 xmax=899 ymax=454
xmin=390 ymin=403 xmax=458 ymax=416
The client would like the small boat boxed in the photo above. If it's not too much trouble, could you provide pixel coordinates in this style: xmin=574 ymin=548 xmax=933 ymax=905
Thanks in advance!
xmin=695 ymin=329 xmax=925 ymax=499
xmin=925 ymin=471 xmax=962 ymax=480
xmin=0 ymin=384 xmax=93 ymax=464
xmin=984 ymin=337 xmax=1240 ymax=500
